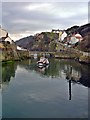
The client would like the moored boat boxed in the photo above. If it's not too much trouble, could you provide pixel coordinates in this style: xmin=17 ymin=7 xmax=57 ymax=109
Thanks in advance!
xmin=37 ymin=57 xmax=49 ymax=68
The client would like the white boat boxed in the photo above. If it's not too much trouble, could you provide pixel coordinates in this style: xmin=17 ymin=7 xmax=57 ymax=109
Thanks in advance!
xmin=37 ymin=57 xmax=49 ymax=68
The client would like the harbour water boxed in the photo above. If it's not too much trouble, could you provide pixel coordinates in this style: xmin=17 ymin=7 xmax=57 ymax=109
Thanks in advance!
xmin=1 ymin=59 xmax=90 ymax=118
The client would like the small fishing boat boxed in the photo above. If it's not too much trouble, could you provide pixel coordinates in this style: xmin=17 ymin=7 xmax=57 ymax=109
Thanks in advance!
xmin=37 ymin=57 xmax=49 ymax=68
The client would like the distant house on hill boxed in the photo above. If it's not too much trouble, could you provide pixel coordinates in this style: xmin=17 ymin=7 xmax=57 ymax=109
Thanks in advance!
xmin=65 ymin=33 xmax=83 ymax=47
xmin=0 ymin=27 xmax=13 ymax=44
xmin=0 ymin=28 xmax=8 ymax=40
xmin=59 ymin=31 xmax=67 ymax=42
xmin=75 ymin=33 xmax=83 ymax=42
xmin=5 ymin=36 xmax=13 ymax=44
xmin=69 ymin=36 xmax=79 ymax=45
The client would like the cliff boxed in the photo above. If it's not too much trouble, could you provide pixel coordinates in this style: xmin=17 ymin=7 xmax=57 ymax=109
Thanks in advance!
xmin=15 ymin=35 xmax=35 ymax=51
xmin=0 ymin=28 xmax=30 ymax=62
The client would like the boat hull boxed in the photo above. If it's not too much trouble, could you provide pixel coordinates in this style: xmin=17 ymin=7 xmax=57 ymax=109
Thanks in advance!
xmin=37 ymin=62 xmax=49 ymax=68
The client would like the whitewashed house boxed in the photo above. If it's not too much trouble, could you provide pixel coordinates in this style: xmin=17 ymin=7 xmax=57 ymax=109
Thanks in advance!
xmin=69 ymin=36 xmax=79 ymax=45
xmin=60 ymin=31 xmax=67 ymax=42
xmin=0 ymin=27 xmax=13 ymax=44
xmin=5 ymin=36 xmax=13 ymax=44
xmin=75 ymin=33 xmax=83 ymax=42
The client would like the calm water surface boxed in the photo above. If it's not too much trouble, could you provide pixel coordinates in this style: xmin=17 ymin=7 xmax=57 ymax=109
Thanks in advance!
xmin=2 ymin=59 xmax=90 ymax=118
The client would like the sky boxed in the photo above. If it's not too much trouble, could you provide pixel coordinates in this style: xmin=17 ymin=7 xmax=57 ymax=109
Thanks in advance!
xmin=1 ymin=1 xmax=89 ymax=41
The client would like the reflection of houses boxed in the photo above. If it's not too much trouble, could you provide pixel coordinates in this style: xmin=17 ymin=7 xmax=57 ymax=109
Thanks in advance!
xmin=65 ymin=66 xmax=81 ymax=100
xmin=65 ymin=64 xmax=89 ymax=100
xmin=65 ymin=65 xmax=81 ymax=81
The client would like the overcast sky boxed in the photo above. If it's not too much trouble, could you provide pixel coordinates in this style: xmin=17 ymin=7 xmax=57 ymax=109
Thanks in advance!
xmin=1 ymin=1 xmax=89 ymax=41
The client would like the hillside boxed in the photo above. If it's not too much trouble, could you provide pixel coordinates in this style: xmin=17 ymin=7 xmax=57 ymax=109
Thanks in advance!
xmin=16 ymin=36 xmax=35 ymax=51
xmin=15 ymin=23 xmax=90 ymax=52
xmin=16 ymin=32 xmax=58 ymax=51
xmin=77 ymin=23 xmax=90 ymax=52
xmin=77 ymin=23 xmax=90 ymax=36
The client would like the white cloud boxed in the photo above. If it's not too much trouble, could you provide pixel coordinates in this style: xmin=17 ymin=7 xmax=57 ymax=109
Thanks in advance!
xmin=25 ymin=3 xmax=51 ymax=11
xmin=2 ymin=2 xmax=88 ymax=40
xmin=9 ymin=32 xmax=33 ymax=41
xmin=2 ymin=0 xmax=90 ymax=2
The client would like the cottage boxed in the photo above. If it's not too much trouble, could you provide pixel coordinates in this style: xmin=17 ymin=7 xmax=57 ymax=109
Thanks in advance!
xmin=0 ymin=27 xmax=13 ymax=44
xmin=75 ymin=33 xmax=83 ymax=42
xmin=69 ymin=36 xmax=79 ymax=45
xmin=5 ymin=36 xmax=13 ymax=44
xmin=60 ymin=31 xmax=67 ymax=42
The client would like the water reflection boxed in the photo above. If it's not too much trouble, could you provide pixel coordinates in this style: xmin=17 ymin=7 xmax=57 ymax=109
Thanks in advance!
xmin=0 ymin=62 xmax=2 ymax=119
xmin=2 ymin=59 xmax=89 ymax=118
xmin=2 ymin=62 xmax=17 ymax=88
xmin=28 ymin=59 xmax=90 ymax=88
xmin=2 ymin=59 xmax=90 ymax=89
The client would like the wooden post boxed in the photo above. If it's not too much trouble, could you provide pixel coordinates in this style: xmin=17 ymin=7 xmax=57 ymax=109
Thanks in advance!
xmin=69 ymin=66 xmax=72 ymax=100
xmin=69 ymin=79 xmax=71 ymax=100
